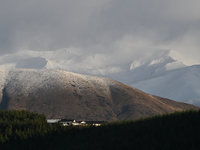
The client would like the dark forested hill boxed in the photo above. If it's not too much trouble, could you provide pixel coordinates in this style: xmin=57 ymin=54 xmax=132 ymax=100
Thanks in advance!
xmin=1 ymin=109 xmax=200 ymax=150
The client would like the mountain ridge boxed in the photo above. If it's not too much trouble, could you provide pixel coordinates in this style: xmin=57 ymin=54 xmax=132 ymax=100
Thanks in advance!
xmin=0 ymin=67 xmax=198 ymax=120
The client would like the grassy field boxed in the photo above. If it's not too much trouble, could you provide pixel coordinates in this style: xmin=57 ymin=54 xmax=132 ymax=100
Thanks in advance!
xmin=0 ymin=109 xmax=200 ymax=149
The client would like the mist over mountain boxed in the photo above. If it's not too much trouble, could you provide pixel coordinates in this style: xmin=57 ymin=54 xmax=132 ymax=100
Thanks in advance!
xmin=0 ymin=49 xmax=199 ymax=107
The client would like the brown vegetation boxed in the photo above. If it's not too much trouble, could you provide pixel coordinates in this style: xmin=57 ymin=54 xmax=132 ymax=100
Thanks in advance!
xmin=0 ymin=68 xmax=198 ymax=121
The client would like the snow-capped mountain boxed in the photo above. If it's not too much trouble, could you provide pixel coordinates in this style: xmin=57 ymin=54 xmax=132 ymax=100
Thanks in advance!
xmin=108 ymin=50 xmax=187 ymax=84
xmin=0 ymin=67 xmax=197 ymax=120
xmin=0 ymin=49 xmax=199 ymax=106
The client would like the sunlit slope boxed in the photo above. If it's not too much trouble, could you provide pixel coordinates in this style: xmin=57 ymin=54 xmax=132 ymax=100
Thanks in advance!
xmin=0 ymin=67 xmax=198 ymax=120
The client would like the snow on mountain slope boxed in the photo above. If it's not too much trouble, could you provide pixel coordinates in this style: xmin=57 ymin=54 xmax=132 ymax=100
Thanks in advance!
xmin=0 ymin=67 xmax=198 ymax=120
xmin=106 ymin=50 xmax=187 ymax=84
xmin=132 ymin=65 xmax=200 ymax=106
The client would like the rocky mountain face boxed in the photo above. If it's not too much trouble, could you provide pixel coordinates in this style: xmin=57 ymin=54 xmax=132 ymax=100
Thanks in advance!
xmin=0 ymin=67 xmax=198 ymax=121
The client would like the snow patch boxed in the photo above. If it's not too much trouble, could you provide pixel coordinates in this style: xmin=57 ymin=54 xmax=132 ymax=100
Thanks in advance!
xmin=165 ymin=60 xmax=186 ymax=71
xmin=130 ymin=60 xmax=145 ymax=70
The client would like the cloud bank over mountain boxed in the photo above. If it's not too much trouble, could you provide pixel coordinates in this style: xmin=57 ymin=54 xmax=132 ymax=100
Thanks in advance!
xmin=0 ymin=1 xmax=200 ymax=65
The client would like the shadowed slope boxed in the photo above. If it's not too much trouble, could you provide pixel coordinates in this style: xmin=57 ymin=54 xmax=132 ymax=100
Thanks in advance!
xmin=0 ymin=68 xmax=198 ymax=121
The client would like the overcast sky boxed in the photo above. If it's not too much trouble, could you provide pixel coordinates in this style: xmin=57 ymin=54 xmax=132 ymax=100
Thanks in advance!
xmin=0 ymin=0 xmax=200 ymax=65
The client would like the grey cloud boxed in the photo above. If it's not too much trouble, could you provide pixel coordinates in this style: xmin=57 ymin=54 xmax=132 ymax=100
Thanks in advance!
xmin=0 ymin=0 xmax=200 ymax=63
xmin=0 ymin=0 xmax=112 ymax=53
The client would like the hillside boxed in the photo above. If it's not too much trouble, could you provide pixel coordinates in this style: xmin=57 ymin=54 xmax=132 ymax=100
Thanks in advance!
xmin=0 ymin=67 xmax=198 ymax=121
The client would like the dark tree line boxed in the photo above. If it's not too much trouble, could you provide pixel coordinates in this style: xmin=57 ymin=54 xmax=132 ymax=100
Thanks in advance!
xmin=0 ymin=109 xmax=200 ymax=149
